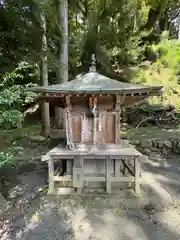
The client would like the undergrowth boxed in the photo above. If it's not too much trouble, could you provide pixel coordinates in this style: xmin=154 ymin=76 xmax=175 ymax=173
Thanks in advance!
xmin=132 ymin=37 xmax=180 ymax=109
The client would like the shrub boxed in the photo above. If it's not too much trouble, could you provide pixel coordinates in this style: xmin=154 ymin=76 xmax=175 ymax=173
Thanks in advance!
xmin=132 ymin=37 xmax=180 ymax=109
xmin=0 ymin=61 xmax=37 ymax=129
xmin=0 ymin=147 xmax=23 ymax=169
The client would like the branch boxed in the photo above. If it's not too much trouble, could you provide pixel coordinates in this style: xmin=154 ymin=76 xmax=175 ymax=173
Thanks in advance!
xmin=98 ymin=0 xmax=107 ymax=19
xmin=24 ymin=103 xmax=40 ymax=116
xmin=135 ymin=117 xmax=154 ymax=128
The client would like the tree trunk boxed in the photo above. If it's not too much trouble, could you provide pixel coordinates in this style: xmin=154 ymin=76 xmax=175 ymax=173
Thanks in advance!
xmin=55 ymin=0 xmax=68 ymax=129
xmin=81 ymin=8 xmax=98 ymax=72
xmin=40 ymin=12 xmax=50 ymax=137
xmin=143 ymin=1 xmax=168 ymax=31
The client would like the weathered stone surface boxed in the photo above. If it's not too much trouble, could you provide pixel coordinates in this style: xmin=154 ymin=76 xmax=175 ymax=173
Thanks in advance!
xmin=157 ymin=140 xmax=164 ymax=149
xmin=29 ymin=135 xmax=46 ymax=142
xmin=164 ymin=140 xmax=173 ymax=149
xmin=129 ymin=137 xmax=179 ymax=154
xmin=94 ymin=197 xmax=103 ymax=201
xmin=161 ymin=148 xmax=170 ymax=156
xmin=151 ymin=148 xmax=160 ymax=153
xmin=130 ymin=140 xmax=140 ymax=146
xmin=142 ymin=148 xmax=151 ymax=156
xmin=140 ymin=140 xmax=152 ymax=149
xmin=151 ymin=140 xmax=158 ymax=148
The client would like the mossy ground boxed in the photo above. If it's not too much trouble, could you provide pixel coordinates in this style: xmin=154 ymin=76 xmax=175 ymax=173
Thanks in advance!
xmin=0 ymin=123 xmax=41 ymax=152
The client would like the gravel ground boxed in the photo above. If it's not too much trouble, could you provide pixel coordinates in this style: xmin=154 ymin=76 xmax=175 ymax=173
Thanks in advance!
xmin=0 ymin=153 xmax=180 ymax=240
xmin=1 ymin=198 xmax=180 ymax=240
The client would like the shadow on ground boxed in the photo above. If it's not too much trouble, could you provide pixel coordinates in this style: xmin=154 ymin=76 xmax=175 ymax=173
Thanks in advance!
xmin=0 ymin=153 xmax=180 ymax=239
xmin=2 ymin=195 xmax=180 ymax=240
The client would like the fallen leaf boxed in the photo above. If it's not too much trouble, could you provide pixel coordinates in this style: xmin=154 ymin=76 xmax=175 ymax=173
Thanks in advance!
xmin=116 ymin=210 xmax=121 ymax=215
xmin=30 ymin=212 xmax=40 ymax=222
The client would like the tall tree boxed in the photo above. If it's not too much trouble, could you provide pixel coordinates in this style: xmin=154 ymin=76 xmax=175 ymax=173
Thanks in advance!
xmin=40 ymin=10 xmax=50 ymax=137
xmin=55 ymin=0 xmax=68 ymax=129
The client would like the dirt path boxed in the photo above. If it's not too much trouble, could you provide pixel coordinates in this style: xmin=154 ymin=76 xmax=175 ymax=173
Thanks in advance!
xmin=1 ymin=197 xmax=180 ymax=240
xmin=0 ymin=153 xmax=180 ymax=240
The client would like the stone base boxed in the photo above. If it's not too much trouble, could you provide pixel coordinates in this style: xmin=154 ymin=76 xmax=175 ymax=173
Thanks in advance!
xmin=129 ymin=139 xmax=180 ymax=155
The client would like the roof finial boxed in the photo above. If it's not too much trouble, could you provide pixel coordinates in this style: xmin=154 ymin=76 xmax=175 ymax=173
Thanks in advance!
xmin=89 ymin=54 xmax=96 ymax=72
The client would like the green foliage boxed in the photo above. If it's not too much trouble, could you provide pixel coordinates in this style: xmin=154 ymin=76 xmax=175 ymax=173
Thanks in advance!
xmin=0 ymin=110 xmax=24 ymax=130
xmin=0 ymin=61 xmax=38 ymax=129
xmin=0 ymin=61 xmax=38 ymax=168
xmin=157 ymin=40 xmax=180 ymax=73
xmin=0 ymin=61 xmax=39 ymax=87
xmin=0 ymin=146 xmax=23 ymax=168
xmin=132 ymin=35 xmax=180 ymax=109
xmin=0 ymin=0 xmax=179 ymax=170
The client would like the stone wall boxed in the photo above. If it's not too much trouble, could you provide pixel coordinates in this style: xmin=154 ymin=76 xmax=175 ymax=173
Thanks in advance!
xmin=127 ymin=138 xmax=180 ymax=156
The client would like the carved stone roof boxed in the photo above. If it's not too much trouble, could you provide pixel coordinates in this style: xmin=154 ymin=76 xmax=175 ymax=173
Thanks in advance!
xmin=32 ymin=71 xmax=162 ymax=94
